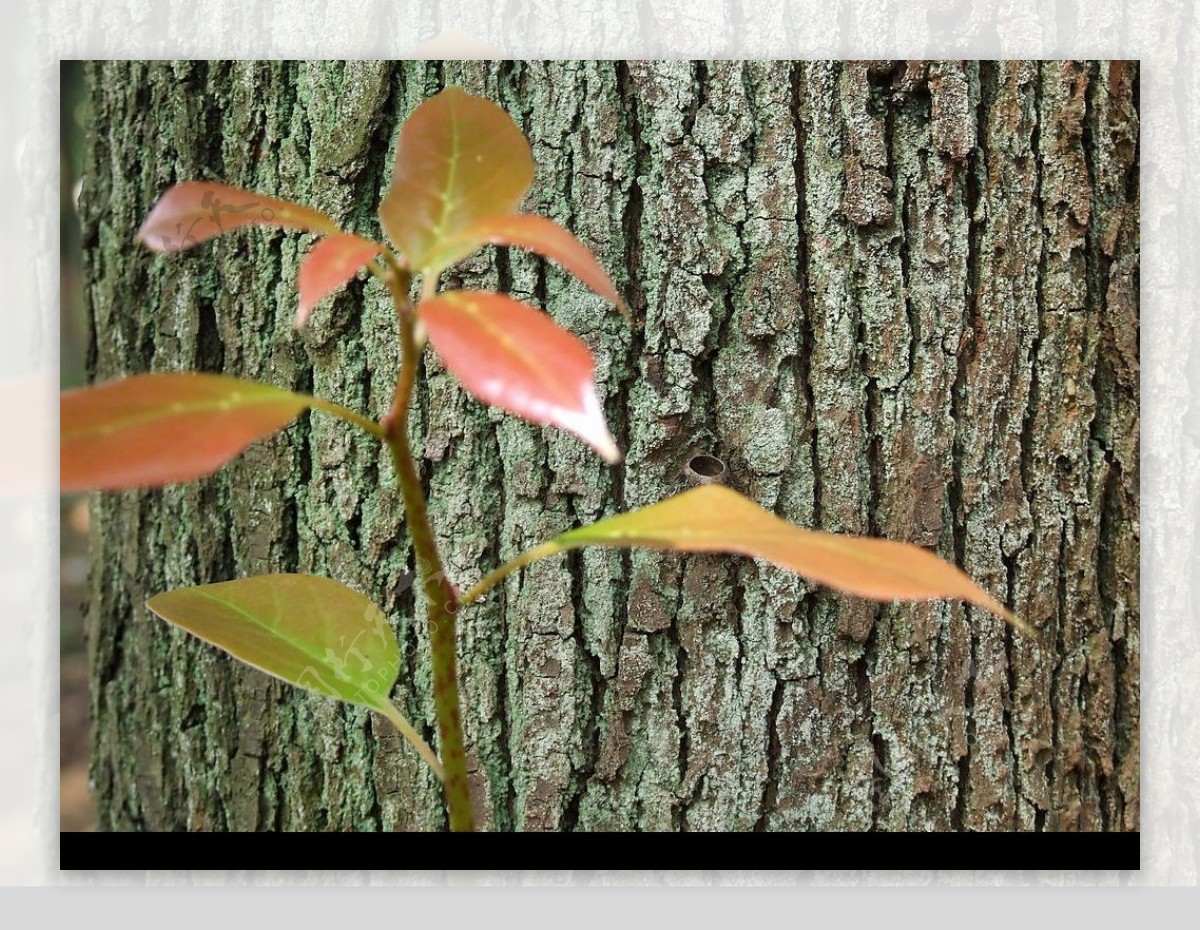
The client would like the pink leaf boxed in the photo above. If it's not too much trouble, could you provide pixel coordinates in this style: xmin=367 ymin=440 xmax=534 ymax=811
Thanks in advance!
xmin=61 ymin=373 xmax=382 ymax=492
xmin=136 ymin=181 xmax=339 ymax=253
xmin=296 ymin=234 xmax=384 ymax=327
xmin=418 ymin=291 xmax=620 ymax=463
xmin=451 ymin=213 xmax=627 ymax=315
xmin=61 ymin=374 xmax=311 ymax=491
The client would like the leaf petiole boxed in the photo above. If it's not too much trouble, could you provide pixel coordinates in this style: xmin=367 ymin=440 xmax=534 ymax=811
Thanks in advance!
xmin=459 ymin=541 xmax=565 ymax=608
xmin=308 ymin=396 xmax=387 ymax=440
xmin=380 ymin=700 xmax=445 ymax=782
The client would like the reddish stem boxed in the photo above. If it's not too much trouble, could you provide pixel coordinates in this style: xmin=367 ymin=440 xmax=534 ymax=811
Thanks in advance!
xmin=383 ymin=267 xmax=475 ymax=833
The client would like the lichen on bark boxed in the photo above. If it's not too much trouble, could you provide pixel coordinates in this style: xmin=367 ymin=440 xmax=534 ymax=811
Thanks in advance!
xmin=81 ymin=60 xmax=1139 ymax=832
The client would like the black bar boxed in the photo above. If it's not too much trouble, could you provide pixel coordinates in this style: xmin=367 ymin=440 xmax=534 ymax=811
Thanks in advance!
xmin=60 ymin=830 xmax=1139 ymax=872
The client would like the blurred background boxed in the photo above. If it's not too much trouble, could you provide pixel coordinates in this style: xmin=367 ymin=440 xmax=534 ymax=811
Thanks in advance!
xmin=60 ymin=59 xmax=94 ymax=831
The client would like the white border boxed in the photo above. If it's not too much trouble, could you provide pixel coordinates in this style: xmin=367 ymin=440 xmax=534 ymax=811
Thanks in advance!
xmin=3 ymin=0 xmax=1191 ymax=895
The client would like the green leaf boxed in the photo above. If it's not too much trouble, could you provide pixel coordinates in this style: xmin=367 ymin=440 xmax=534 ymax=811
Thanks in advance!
xmin=147 ymin=574 xmax=443 ymax=779
xmin=378 ymin=86 xmax=534 ymax=275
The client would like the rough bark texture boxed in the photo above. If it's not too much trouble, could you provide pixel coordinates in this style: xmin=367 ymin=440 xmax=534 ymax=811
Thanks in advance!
xmin=81 ymin=60 xmax=1139 ymax=832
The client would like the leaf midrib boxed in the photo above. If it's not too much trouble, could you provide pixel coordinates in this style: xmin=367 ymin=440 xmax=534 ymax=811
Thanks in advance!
xmin=430 ymin=98 xmax=463 ymax=249
xmin=182 ymin=588 xmax=394 ymax=701
xmin=448 ymin=297 xmax=580 ymax=409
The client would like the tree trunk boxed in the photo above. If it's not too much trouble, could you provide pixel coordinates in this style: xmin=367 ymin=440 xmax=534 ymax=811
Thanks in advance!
xmin=81 ymin=60 xmax=1139 ymax=832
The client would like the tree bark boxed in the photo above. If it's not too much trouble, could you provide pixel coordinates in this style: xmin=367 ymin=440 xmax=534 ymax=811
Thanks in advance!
xmin=81 ymin=60 xmax=1139 ymax=832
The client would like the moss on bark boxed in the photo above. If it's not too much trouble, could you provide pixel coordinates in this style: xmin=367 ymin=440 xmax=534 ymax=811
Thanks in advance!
xmin=82 ymin=60 xmax=1139 ymax=832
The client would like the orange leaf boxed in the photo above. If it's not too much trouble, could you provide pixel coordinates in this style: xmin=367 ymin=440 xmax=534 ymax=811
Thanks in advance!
xmin=61 ymin=373 xmax=381 ymax=492
xmin=418 ymin=291 xmax=620 ymax=463
xmin=449 ymin=213 xmax=627 ymax=315
xmin=544 ymin=485 xmax=1032 ymax=636
xmin=296 ymin=233 xmax=384 ymax=327
xmin=378 ymin=87 xmax=534 ymax=274
xmin=136 ymin=181 xmax=339 ymax=253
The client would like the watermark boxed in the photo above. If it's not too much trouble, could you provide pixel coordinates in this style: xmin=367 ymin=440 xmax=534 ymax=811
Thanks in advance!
xmin=293 ymin=562 xmax=463 ymax=702
xmin=152 ymin=190 xmax=274 ymax=251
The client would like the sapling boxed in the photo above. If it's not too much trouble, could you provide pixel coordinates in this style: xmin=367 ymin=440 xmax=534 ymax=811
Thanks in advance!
xmin=61 ymin=86 xmax=1034 ymax=833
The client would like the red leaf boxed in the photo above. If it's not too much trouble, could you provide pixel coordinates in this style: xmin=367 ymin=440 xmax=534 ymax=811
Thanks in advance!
xmin=450 ymin=214 xmax=627 ymax=314
xmin=378 ymin=87 xmax=534 ymax=274
xmin=61 ymin=374 xmax=313 ymax=491
xmin=296 ymin=234 xmax=384 ymax=327
xmin=418 ymin=291 xmax=620 ymax=463
xmin=136 ymin=181 xmax=339 ymax=253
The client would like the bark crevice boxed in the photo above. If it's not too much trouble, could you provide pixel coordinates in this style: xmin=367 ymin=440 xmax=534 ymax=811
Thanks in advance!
xmin=82 ymin=59 xmax=1139 ymax=833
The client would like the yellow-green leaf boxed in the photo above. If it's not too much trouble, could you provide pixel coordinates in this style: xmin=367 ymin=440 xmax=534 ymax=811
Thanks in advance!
xmin=147 ymin=574 xmax=443 ymax=778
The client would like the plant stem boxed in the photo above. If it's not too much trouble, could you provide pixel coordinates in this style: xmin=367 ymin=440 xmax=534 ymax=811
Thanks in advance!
xmin=382 ymin=269 xmax=475 ymax=833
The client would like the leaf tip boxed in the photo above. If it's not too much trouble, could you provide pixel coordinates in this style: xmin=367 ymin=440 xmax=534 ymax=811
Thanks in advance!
xmin=133 ymin=224 xmax=166 ymax=253
xmin=579 ymin=403 xmax=621 ymax=465
xmin=974 ymin=588 xmax=1039 ymax=642
xmin=999 ymin=606 xmax=1041 ymax=643
xmin=596 ymin=435 xmax=622 ymax=465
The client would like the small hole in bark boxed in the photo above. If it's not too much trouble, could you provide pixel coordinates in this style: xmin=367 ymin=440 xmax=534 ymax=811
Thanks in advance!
xmin=683 ymin=454 xmax=727 ymax=485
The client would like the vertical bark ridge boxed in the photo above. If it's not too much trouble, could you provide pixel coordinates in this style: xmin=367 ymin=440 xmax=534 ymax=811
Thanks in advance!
xmin=82 ymin=60 xmax=1138 ymax=832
